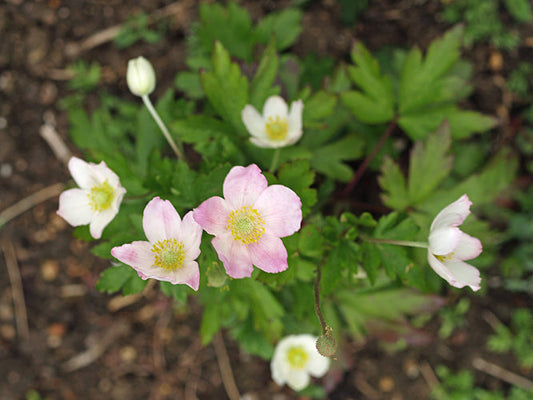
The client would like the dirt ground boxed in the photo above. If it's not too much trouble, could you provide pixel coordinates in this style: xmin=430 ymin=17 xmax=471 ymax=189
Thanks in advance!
xmin=1 ymin=1 xmax=532 ymax=399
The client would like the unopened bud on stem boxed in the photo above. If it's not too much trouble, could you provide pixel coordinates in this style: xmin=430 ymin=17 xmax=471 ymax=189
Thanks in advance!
xmin=127 ymin=56 xmax=156 ymax=97
xmin=316 ymin=326 xmax=337 ymax=357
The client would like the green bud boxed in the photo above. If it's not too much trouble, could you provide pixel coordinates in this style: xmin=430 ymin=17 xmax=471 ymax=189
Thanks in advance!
xmin=316 ymin=327 xmax=337 ymax=357
xmin=207 ymin=262 xmax=227 ymax=288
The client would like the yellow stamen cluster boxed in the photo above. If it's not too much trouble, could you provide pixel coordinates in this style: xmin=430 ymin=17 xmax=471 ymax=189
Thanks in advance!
xmin=287 ymin=346 xmax=309 ymax=370
xmin=435 ymin=252 xmax=454 ymax=262
xmin=226 ymin=206 xmax=265 ymax=245
xmin=88 ymin=180 xmax=114 ymax=211
xmin=151 ymin=239 xmax=185 ymax=271
xmin=265 ymin=116 xmax=289 ymax=141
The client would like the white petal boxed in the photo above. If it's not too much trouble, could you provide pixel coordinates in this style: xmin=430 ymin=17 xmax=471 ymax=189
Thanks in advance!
xmin=90 ymin=207 xmax=119 ymax=239
xmin=286 ymin=99 xmax=303 ymax=144
xmin=263 ymin=95 xmax=288 ymax=120
xmin=93 ymin=160 xmax=122 ymax=188
xmin=285 ymin=369 xmax=310 ymax=391
xmin=250 ymin=137 xmax=276 ymax=148
xmin=428 ymin=226 xmax=462 ymax=255
xmin=444 ymin=259 xmax=481 ymax=291
xmin=57 ymin=188 xmax=95 ymax=227
xmin=431 ymin=194 xmax=472 ymax=231
xmin=242 ymin=105 xmax=267 ymax=139
xmin=454 ymin=233 xmax=482 ymax=261
xmin=68 ymin=157 xmax=99 ymax=189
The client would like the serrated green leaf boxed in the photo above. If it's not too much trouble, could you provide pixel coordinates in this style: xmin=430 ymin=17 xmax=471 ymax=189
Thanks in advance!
xmin=302 ymin=90 xmax=337 ymax=123
xmin=361 ymin=241 xmax=380 ymax=284
xmin=278 ymin=160 xmax=317 ymax=216
xmin=340 ymin=91 xmax=394 ymax=124
xmin=298 ymin=225 xmax=325 ymax=259
xmin=446 ymin=109 xmax=498 ymax=139
xmin=408 ymin=123 xmax=453 ymax=204
xmin=200 ymin=41 xmax=249 ymax=133
xmin=160 ymin=281 xmax=188 ymax=303
xmin=379 ymin=156 xmax=409 ymax=211
xmin=253 ymin=8 xmax=303 ymax=51
xmin=249 ymin=41 xmax=280 ymax=109
xmin=174 ymin=71 xmax=204 ymax=99
xmin=96 ymin=264 xmax=146 ymax=295
xmin=322 ymin=240 xmax=359 ymax=295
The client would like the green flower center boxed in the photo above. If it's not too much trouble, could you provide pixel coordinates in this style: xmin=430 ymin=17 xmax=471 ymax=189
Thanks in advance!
xmin=287 ymin=346 xmax=309 ymax=370
xmin=435 ymin=252 xmax=454 ymax=263
xmin=88 ymin=180 xmax=114 ymax=211
xmin=151 ymin=239 xmax=185 ymax=271
xmin=265 ymin=116 xmax=288 ymax=141
xmin=226 ymin=206 xmax=265 ymax=245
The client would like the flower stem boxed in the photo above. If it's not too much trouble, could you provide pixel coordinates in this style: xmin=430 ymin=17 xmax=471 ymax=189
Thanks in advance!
xmin=269 ymin=148 xmax=281 ymax=173
xmin=314 ymin=261 xmax=327 ymax=334
xmin=362 ymin=236 xmax=429 ymax=248
xmin=342 ymin=116 xmax=398 ymax=196
xmin=142 ymin=95 xmax=187 ymax=163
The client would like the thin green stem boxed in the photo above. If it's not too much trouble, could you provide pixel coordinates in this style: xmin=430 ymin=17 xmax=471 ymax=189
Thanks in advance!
xmin=142 ymin=95 xmax=187 ymax=163
xmin=269 ymin=148 xmax=281 ymax=173
xmin=362 ymin=236 xmax=429 ymax=249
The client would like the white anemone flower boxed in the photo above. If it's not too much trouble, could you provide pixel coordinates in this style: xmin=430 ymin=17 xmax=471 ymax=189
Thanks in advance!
xmin=271 ymin=334 xmax=330 ymax=391
xmin=428 ymin=194 xmax=482 ymax=291
xmin=57 ymin=157 xmax=126 ymax=239
xmin=241 ymin=95 xmax=303 ymax=148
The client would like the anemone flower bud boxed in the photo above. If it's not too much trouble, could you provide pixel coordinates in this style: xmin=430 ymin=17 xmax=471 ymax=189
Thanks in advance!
xmin=127 ymin=56 xmax=156 ymax=97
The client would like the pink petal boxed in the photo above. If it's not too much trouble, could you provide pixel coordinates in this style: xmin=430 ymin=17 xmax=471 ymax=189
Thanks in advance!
xmin=174 ymin=261 xmax=200 ymax=291
xmin=111 ymin=241 xmax=154 ymax=271
xmin=454 ymin=233 xmax=482 ymax=261
xmin=254 ymin=185 xmax=302 ymax=238
xmin=428 ymin=226 xmax=462 ymax=255
xmin=143 ymin=197 xmax=182 ymax=243
xmin=248 ymin=234 xmax=288 ymax=274
xmin=427 ymin=252 xmax=481 ymax=291
xmin=179 ymin=211 xmax=203 ymax=260
xmin=263 ymin=95 xmax=288 ymax=120
xmin=223 ymin=164 xmax=268 ymax=209
xmin=431 ymin=194 xmax=472 ymax=231
xmin=57 ymin=188 xmax=95 ymax=227
xmin=194 ymin=196 xmax=230 ymax=236
xmin=212 ymin=234 xmax=254 ymax=278
xmin=68 ymin=157 xmax=98 ymax=189
xmin=242 ymin=105 xmax=267 ymax=139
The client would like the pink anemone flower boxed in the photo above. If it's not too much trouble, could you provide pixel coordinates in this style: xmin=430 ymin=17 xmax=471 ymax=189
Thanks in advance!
xmin=193 ymin=164 xmax=302 ymax=279
xmin=111 ymin=197 xmax=202 ymax=290
xmin=427 ymin=194 xmax=482 ymax=291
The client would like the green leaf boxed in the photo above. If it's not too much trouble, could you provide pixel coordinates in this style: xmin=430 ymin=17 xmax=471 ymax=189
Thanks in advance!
xmin=96 ymin=264 xmax=147 ymax=295
xmin=446 ymin=109 xmax=497 ymax=139
xmin=298 ymin=225 xmax=325 ymax=259
xmin=340 ymin=90 xmax=394 ymax=124
xmin=249 ymin=40 xmax=280 ymax=109
xmin=174 ymin=71 xmax=203 ymax=99
xmin=200 ymin=301 xmax=221 ymax=345
xmin=407 ymin=123 xmax=453 ymax=204
xmin=321 ymin=240 xmax=359 ymax=295
xmin=379 ymin=156 xmax=409 ymax=211
xmin=200 ymin=41 xmax=249 ymax=133
xmin=504 ymin=0 xmax=533 ymax=23
xmin=159 ymin=281 xmax=188 ymax=303
xmin=302 ymin=91 xmax=337 ymax=123
xmin=277 ymin=160 xmax=317 ymax=216
xmin=253 ymin=8 xmax=303 ymax=51
xmin=361 ymin=241 xmax=380 ymax=284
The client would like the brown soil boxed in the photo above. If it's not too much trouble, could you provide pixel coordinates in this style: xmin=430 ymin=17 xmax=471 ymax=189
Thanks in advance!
xmin=1 ymin=1 xmax=531 ymax=399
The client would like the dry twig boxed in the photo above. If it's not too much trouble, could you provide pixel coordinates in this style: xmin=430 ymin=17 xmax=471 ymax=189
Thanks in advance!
xmin=39 ymin=113 xmax=72 ymax=165
xmin=0 ymin=183 xmax=64 ymax=228
xmin=1 ymin=239 xmax=29 ymax=340
xmin=420 ymin=361 xmax=440 ymax=391
xmin=473 ymin=357 xmax=533 ymax=391
xmin=212 ymin=331 xmax=241 ymax=400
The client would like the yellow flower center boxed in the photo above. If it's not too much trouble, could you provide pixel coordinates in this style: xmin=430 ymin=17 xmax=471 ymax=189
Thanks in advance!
xmin=287 ymin=346 xmax=309 ymax=370
xmin=151 ymin=239 xmax=185 ymax=271
xmin=435 ymin=252 xmax=454 ymax=262
xmin=226 ymin=206 xmax=265 ymax=245
xmin=88 ymin=180 xmax=114 ymax=211
xmin=265 ymin=116 xmax=289 ymax=141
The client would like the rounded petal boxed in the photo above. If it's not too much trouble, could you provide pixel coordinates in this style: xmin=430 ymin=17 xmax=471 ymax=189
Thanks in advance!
xmin=250 ymin=137 xmax=276 ymax=149
xmin=57 ymin=188 xmax=95 ymax=227
xmin=142 ymin=197 xmax=182 ymax=243
xmin=242 ymin=105 xmax=266 ymax=139
xmin=263 ymin=95 xmax=288 ymax=120
xmin=111 ymin=241 xmax=154 ymax=273
xmin=89 ymin=208 xmax=118 ymax=239
xmin=212 ymin=234 xmax=253 ymax=278
xmin=285 ymin=369 xmax=310 ymax=391
xmin=248 ymin=234 xmax=288 ymax=274
xmin=179 ymin=211 xmax=203 ymax=260
xmin=193 ymin=196 xmax=230 ymax=236
xmin=223 ymin=164 xmax=268 ymax=209
xmin=68 ymin=157 xmax=99 ymax=189
xmin=428 ymin=226 xmax=462 ymax=255
xmin=431 ymin=194 xmax=472 ymax=231
xmin=286 ymin=99 xmax=303 ymax=145
xmin=427 ymin=252 xmax=481 ymax=291
xmin=168 ymin=261 xmax=200 ymax=291
xmin=454 ymin=233 xmax=482 ymax=261
xmin=254 ymin=185 xmax=302 ymax=238
xmin=92 ymin=160 xmax=122 ymax=188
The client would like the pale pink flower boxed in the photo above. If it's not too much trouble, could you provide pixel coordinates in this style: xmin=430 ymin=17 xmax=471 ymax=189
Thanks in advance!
xmin=193 ymin=164 xmax=302 ymax=279
xmin=271 ymin=334 xmax=330 ymax=391
xmin=57 ymin=157 xmax=126 ymax=239
xmin=241 ymin=95 xmax=303 ymax=148
xmin=111 ymin=197 xmax=202 ymax=290
xmin=428 ymin=194 xmax=482 ymax=291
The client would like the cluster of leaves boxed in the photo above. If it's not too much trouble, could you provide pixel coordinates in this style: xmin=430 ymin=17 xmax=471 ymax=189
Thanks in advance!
xmin=61 ymin=1 xmax=516 ymax=363
xmin=114 ymin=12 xmax=167 ymax=49
xmin=431 ymin=366 xmax=532 ymax=400
xmin=440 ymin=0 xmax=532 ymax=49
xmin=487 ymin=308 xmax=533 ymax=368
